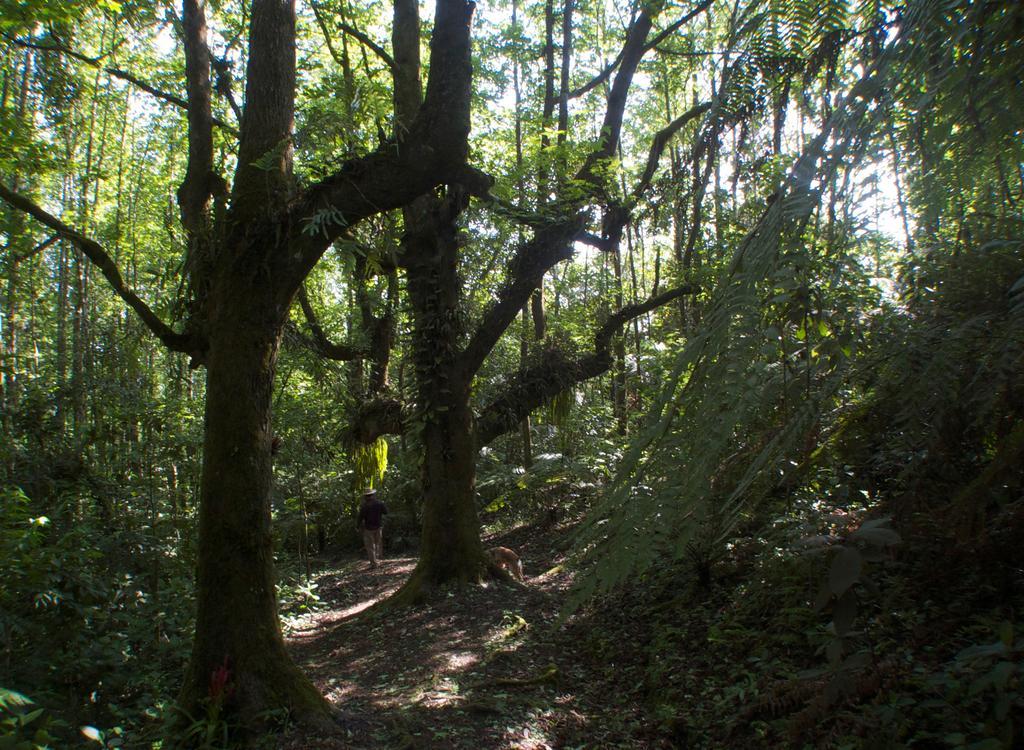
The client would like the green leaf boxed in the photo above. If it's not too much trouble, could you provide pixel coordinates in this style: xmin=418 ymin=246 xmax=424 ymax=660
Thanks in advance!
xmin=250 ymin=137 xmax=291 ymax=171
xmin=81 ymin=725 xmax=104 ymax=743
xmin=849 ymin=526 xmax=900 ymax=547
xmin=0 ymin=689 xmax=33 ymax=711
xmin=828 ymin=546 xmax=862 ymax=596
xmin=826 ymin=637 xmax=843 ymax=667
xmin=833 ymin=590 xmax=857 ymax=636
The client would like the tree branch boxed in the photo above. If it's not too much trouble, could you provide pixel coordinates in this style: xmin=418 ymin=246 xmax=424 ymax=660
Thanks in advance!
xmin=577 ymin=230 xmax=614 ymax=251
xmin=309 ymin=0 xmax=398 ymax=73
xmin=458 ymin=216 xmax=585 ymax=379
xmin=308 ymin=0 xmax=346 ymax=69
xmin=567 ymin=0 xmax=713 ymax=101
xmin=646 ymin=0 xmax=715 ymax=52
xmin=590 ymin=100 xmax=712 ymax=258
xmin=6 ymin=235 xmax=58 ymax=265
xmin=5 ymin=34 xmax=238 ymax=134
xmin=461 ymin=6 xmax=661 ymax=379
xmin=212 ymin=57 xmax=243 ymax=123
xmin=632 ymin=101 xmax=711 ymax=200
xmin=475 ymin=285 xmax=696 ymax=446
xmin=567 ymin=47 xmax=624 ymax=100
xmin=294 ymin=285 xmax=364 ymax=360
xmin=178 ymin=0 xmax=217 ymax=239
xmin=338 ymin=21 xmax=397 ymax=72
xmin=0 ymin=184 xmax=202 ymax=358
xmin=279 ymin=0 xmax=478 ymax=295
xmin=575 ymin=9 xmax=654 ymax=186
xmin=341 ymin=397 xmax=406 ymax=445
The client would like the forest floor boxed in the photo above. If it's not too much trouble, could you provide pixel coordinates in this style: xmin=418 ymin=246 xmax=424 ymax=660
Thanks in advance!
xmin=279 ymin=521 xmax=666 ymax=750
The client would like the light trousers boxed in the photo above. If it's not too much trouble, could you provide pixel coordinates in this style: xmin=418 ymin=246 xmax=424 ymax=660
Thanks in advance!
xmin=362 ymin=528 xmax=383 ymax=566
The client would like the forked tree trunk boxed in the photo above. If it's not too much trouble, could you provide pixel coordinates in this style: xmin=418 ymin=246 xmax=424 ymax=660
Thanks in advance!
xmin=0 ymin=0 xmax=479 ymax=733
xmin=381 ymin=0 xmax=488 ymax=604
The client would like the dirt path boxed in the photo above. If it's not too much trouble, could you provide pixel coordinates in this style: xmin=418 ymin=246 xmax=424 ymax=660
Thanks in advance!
xmin=278 ymin=525 xmax=658 ymax=749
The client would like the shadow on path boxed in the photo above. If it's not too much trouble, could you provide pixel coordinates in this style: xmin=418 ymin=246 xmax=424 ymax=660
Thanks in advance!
xmin=278 ymin=525 xmax=621 ymax=749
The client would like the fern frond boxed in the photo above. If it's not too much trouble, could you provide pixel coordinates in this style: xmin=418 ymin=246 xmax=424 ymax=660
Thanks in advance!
xmin=564 ymin=6 xmax=922 ymax=610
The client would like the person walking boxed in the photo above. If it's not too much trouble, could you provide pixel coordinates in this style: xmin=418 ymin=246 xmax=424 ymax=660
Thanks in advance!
xmin=357 ymin=488 xmax=387 ymax=569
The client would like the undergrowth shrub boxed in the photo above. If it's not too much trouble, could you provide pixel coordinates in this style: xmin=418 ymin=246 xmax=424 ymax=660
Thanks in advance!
xmin=0 ymin=485 xmax=194 ymax=745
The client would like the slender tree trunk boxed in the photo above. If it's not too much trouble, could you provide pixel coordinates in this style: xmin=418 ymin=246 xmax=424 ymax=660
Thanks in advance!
xmin=519 ymin=307 xmax=534 ymax=467
xmin=612 ymin=234 xmax=627 ymax=435
xmin=626 ymin=224 xmax=644 ymax=412
xmin=0 ymin=49 xmax=33 ymax=421
xmin=70 ymin=249 xmax=88 ymax=435
xmin=887 ymin=120 xmax=914 ymax=251
xmin=531 ymin=0 xmax=559 ymax=341
xmin=512 ymin=0 xmax=533 ymax=468
xmin=55 ymin=234 xmax=69 ymax=428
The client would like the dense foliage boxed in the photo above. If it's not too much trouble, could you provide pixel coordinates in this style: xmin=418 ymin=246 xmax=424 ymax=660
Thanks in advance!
xmin=1 ymin=0 xmax=1021 ymax=746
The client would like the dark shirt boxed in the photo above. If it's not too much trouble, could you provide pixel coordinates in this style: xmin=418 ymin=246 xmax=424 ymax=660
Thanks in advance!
xmin=358 ymin=498 xmax=387 ymax=531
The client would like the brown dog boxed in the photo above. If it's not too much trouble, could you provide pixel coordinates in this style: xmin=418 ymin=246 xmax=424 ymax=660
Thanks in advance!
xmin=487 ymin=546 xmax=525 ymax=581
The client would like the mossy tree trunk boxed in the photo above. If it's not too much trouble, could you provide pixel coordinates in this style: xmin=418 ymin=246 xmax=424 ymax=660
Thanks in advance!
xmin=180 ymin=278 xmax=330 ymax=725
xmin=1 ymin=0 xmax=478 ymax=731
xmin=384 ymin=0 xmax=489 ymax=603
xmin=391 ymin=189 xmax=489 ymax=603
xmin=348 ymin=4 xmax=707 ymax=601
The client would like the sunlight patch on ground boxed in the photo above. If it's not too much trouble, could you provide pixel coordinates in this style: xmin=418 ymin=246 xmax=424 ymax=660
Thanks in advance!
xmin=503 ymin=719 xmax=557 ymax=750
xmin=288 ymin=558 xmax=417 ymax=631
xmin=535 ymin=564 xmax=564 ymax=580
xmin=322 ymin=682 xmax=358 ymax=703
xmin=412 ymin=675 xmax=464 ymax=709
xmin=332 ymin=588 xmax=393 ymax=619
xmin=442 ymin=650 xmax=479 ymax=672
xmin=483 ymin=612 xmax=530 ymax=653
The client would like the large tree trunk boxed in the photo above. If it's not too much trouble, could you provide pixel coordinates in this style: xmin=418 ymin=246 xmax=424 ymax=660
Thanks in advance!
xmin=381 ymin=0 xmax=487 ymax=605
xmin=389 ymin=192 xmax=488 ymax=604
xmin=179 ymin=283 xmax=330 ymax=726
xmin=0 ymin=0 xmax=480 ymax=733
xmin=172 ymin=0 xmax=329 ymax=726
xmin=402 ymin=395 xmax=487 ymax=594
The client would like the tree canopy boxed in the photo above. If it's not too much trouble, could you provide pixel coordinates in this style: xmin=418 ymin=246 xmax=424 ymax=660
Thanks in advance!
xmin=1 ymin=0 xmax=1022 ymax=746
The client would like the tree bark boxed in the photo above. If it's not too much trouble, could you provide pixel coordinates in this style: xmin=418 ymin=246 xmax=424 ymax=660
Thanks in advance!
xmin=390 ymin=188 xmax=489 ymax=603
xmin=0 ymin=0 xmax=481 ymax=733
xmin=230 ymin=0 xmax=296 ymax=230
xmin=180 ymin=276 xmax=329 ymax=726
xmin=512 ymin=2 xmax=533 ymax=468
